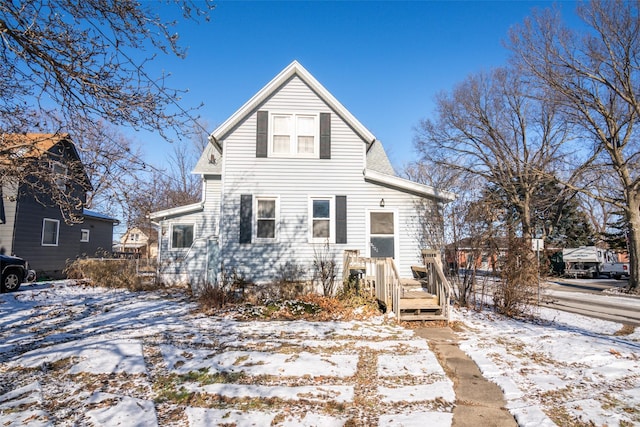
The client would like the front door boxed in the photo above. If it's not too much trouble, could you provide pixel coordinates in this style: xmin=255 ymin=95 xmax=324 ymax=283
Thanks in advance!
xmin=369 ymin=211 xmax=395 ymax=258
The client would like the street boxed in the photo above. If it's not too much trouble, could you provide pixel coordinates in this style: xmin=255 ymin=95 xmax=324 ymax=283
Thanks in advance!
xmin=541 ymin=278 xmax=640 ymax=326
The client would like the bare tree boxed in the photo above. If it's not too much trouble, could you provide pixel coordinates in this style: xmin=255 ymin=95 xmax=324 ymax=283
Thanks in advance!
xmin=415 ymin=67 xmax=573 ymax=243
xmin=508 ymin=0 xmax=640 ymax=291
xmin=0 ymin=1 xmax=213 ymax=220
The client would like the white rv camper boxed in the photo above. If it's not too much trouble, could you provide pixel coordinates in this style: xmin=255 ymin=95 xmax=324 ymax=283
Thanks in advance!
xmin=562 ymin=246 xmax=616 ymax=278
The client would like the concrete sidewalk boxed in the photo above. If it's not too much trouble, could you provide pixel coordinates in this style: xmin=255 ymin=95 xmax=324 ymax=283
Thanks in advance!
xmin=415 ymin=327 xmax=517 ymax=427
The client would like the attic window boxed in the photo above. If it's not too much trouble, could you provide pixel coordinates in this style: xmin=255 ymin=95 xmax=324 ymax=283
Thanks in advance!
xmin=50 ymin=161 xmax=68 ymax=191
xmin=270 ymin=113 xmax=317 ymax=158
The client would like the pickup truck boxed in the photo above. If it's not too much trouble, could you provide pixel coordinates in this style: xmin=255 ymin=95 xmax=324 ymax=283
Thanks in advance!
xmin=601 ymin=262 xmax=630 ymax=280
xmin=1 ymin=254 xmax=36 ymax=292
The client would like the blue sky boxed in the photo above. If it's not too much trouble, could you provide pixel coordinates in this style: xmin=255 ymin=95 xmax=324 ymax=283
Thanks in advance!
xmin=139 ymin=1 xmax=578 ymax=172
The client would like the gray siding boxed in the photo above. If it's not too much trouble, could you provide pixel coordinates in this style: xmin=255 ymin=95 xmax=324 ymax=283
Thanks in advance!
xmin=11 ymin=141 xmax=89 ymax=277
xmin=80 ymin=216 xmax=115 ymax=257
xmin=13 ymin=195 xmax=81 ymax=277
xmin=0 ymin=181 xmax=18 ymax=256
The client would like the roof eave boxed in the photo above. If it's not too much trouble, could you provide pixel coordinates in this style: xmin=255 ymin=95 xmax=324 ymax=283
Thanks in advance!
xmin=364 ymin=169 xmax=457 ymax=202
xmin=149 ymin=201 xmax=204 ymax=220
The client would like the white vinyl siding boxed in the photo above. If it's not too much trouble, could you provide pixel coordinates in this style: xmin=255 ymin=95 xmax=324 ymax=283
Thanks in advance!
xmin=217 ymin=75 xmax=435 ymax=283
xmin=154 ymin=176 xmax=222 ymax=285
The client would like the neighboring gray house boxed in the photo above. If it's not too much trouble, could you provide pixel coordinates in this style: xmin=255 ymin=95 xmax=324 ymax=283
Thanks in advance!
xmin=151 ymin=61 xmax=455 ymax=287
xmin=0 ymin=133 xmax=118 ymax=278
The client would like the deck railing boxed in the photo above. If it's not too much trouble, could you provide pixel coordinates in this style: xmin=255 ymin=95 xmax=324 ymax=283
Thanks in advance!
xmin=420 ymin=250 xmax=453 ymax=321
xmin=343 ymin=250 xmax=403 ymax=319
xmin=344 ymin=249 xmax=452 ymax=321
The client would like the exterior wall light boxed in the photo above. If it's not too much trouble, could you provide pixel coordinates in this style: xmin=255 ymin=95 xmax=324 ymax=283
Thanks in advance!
xmin=379 ymin=198 xmax=385 ymax=207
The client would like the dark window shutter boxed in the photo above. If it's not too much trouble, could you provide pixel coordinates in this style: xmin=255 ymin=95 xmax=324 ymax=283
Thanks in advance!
xmin=256 ymin=111 xmax=268 ymax=158
xmin=320 ymin=112 xmax=331 ymax=159
xmin=240 ymin=194 xmax=253 ymax=243
xmin=336 ymin=195 xmax=347 ymax=244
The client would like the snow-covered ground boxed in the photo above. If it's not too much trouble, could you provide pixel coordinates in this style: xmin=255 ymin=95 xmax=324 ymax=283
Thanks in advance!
xmin=0 ymin=281 xmax=639 ymax=426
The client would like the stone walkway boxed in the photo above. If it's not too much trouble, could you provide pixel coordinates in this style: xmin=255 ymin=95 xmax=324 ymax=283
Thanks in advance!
xmin=415 ymin=327 xmax=517 ymax=427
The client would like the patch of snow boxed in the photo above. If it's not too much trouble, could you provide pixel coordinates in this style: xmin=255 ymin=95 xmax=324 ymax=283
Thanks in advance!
xmin=14 ymin=337 xmax=146 ymax=374
xmin=185 ymin=383 xmax=354 ymax=402
xmin=161 ymin=346 xmax=358 ymax=377
xmin=378 ymin=352 xmax=446 ymax=377
xmin=378 ymin=411 xmax=453 ymax=426
xmin=378 ymin=382 xmax=455 ymax=403
xmin=85 ymin=392 xmax=158 ymax=427
xmin=0 ymin=381 xmax=51 ymax=427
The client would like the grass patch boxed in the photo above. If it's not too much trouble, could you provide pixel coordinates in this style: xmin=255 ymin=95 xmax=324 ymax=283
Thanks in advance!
xmin=613 ymin=324 xmax=636 ymax=336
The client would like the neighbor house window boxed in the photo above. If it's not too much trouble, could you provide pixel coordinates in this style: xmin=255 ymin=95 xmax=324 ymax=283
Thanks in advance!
xmin=270 ymin=113 xmax=317 ymax=157
xmin=42 ymin=218 xmax=60 ymax=246
xmin=171 ymin=224 xmax=194 ymax=249
xmin=256 ymin=197 xmax=277 ymax=240
xmin=80 ymin=229 xmax=90 ymax=242
xmin=50 ymin=161 xmax=68 ymax=191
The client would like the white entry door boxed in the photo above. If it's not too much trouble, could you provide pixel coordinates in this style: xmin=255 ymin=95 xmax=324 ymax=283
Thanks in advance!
xmin=369 ymin=211 xmax=395 ymax=258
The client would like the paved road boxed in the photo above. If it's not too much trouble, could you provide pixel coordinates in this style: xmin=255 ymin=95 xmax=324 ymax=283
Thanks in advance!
xmin=541 ymin=278 xmax=640 ymax=326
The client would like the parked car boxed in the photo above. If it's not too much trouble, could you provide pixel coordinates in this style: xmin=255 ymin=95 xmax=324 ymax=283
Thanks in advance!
xmin=1 ymin=254 xmax=36 ymax=292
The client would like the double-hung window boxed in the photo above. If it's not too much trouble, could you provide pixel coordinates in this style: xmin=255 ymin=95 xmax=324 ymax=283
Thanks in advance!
xmin=271 ymin=113 xmax=317 ymax=157
xmin=256 ymin=197 xmax=277 ymax=240
xmin=309 ymin=197 xmax=333 ymax=242
xmin=42 ymin=218 xmax=60 ymax=246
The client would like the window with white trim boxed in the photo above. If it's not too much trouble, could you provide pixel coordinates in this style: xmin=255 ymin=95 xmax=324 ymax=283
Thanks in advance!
xmin=80 ymin=229 xmax=90 ymax=242
xmin=256 ymin=197 xmax=278 ymax=240
xmin=171 ymin=224 xmax=194 ymax=249
xmin=309 ymin=197 xmax=333 ymax=242
xmin=42 ymin=218 xmax=60 ymax=246
xmin=270 ymin=113 xmax=318 ymax=157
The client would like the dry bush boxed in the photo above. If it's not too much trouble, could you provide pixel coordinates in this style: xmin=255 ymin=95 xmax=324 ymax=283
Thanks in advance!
xmin=64 ymin=258 xmax=158 ymax=291
xmin=494 ymin=237 xmax=539 ymax=317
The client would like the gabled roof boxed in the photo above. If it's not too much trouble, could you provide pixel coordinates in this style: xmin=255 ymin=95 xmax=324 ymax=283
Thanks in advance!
xmin=193 ymin=140 xmax=222 ymax=175
xmin=1 ymin=133 xmax=92 ymax=189
xmin=366 ymin=140 xmax=396 ymax=175
xmin=209 ymin=61 xmax=376 ymax=145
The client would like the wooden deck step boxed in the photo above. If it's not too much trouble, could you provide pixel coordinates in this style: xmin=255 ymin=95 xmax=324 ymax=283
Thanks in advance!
xmin=399 ymin=296 xmax=439 ymax=310
xmin=399 ymin=312 xmax=447 ymax=321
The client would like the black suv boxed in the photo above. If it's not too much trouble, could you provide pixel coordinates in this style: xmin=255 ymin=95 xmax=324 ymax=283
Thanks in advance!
xmin=1 ymin=254 xmax=36 ymax=292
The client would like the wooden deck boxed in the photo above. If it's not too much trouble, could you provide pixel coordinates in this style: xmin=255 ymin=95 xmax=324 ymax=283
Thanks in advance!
xmin=343 ymin=250 xmax=452 ymax=322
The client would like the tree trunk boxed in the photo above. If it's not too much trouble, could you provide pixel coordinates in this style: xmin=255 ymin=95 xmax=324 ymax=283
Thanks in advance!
xmin=626 ymin=194 xmax=640 ymax=292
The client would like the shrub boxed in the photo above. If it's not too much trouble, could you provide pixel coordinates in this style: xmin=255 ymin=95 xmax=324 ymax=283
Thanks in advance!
xmin=313 ymin=241 xmax=337 ymax=296
xmin=64 ymin=258 xmax=157 ymax=291
xmin=494 ymin=237 xmax=538 ymax=317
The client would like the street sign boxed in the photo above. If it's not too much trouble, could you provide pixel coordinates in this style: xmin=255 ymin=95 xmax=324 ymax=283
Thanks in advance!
xmin=532 ymin=239 xmax=544 ymax=251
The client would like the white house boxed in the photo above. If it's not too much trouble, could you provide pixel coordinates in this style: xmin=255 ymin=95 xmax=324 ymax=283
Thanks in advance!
xmin=150 ymin=61 xmax=455 ymax=288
